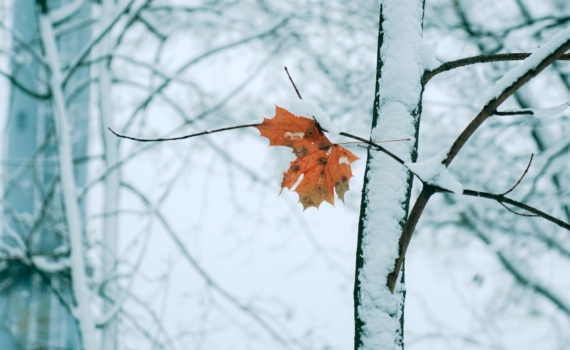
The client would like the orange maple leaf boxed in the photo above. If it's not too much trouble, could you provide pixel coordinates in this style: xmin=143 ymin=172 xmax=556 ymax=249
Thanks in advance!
xmin=256 ymin=105 xmax=358 ymax=210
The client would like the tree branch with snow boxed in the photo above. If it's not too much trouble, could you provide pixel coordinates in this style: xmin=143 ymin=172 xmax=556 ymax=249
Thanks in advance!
xmin=387 ymin=25 xmax=570 ymax=293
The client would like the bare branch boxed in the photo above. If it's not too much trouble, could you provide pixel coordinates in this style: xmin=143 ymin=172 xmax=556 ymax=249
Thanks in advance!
xmin=0 ymin=70 xmax=50 ymax=99
xmin=502 ymin=153 xmax=533 ymax=196
xmin=498 ymin=202 xmax=538 ymax=217
xmin=340 ymin=132 xmax=406 ymax=165
xmin=121 ymin=16 xmax=291 ymax=132
xmin=62 ymin=0 xmax=137 ymax=87
xmin=423 ymin=53 xmax=570 ymax=85
xmin=386 ymin=186 xmax=435 ymax=292
xmin=0 ymin=22 xmax=49 ymax=67
xmin=494 ymin=110 xmax=534 ymax=116
xmin=461 ymin=189 xmax=570 ymax=230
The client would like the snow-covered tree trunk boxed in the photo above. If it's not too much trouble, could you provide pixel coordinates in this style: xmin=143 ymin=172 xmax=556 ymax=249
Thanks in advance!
xmin=37 ymin=2 xmax=96 ymax=349
xmin=354 ymin=1 xmax=428 ymax=348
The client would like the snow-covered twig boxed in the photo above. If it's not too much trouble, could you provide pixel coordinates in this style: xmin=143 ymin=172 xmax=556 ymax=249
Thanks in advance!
xmin=495 ymin=102 xmax=569 ymax=118
xmin=423 ymin=52 xmax=570 ymax=85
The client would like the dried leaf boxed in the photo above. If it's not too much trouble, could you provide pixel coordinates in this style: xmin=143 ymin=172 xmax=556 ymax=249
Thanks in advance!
xmin=256 ymin=105 xmax=358 ymax=210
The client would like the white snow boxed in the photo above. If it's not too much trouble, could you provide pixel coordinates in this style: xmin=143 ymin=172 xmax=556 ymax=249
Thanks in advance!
xmin=357 ymin=1 xmax=427 ymax=349
xmin=485 ymin=26 xmax=570 ymax=102
xmin=530 ymin=102 xmax=569 ymax=118
xmin=339 ymin=156 xmax=350 ymax=164
xmin=499 ymin=102 xmax=569 ymax=118
xmin=277 ymin=97 xmax=341 ymax=135
xmin=32 ymin=256 xmax=71 ymax=273
xmin=419 ymin=38 xmax=440 ymax=71
xmin=405 ymin=148 xmax=464 ymax=194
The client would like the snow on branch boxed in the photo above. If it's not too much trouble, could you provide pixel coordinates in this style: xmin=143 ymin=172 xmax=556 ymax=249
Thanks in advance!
xmin=445 ymin=25 xmax=570 ymax=167
xmin=496 ymin=102 xmax=569 ymax=118
xmin=486 ymin=28 xmax=570 ymax=101
xmin=31 ymin=255 xmax=71 ymax=273
xmin=405 ymin=148 xmax=463 ymax=194
xmin=388 ymin=25 xmax=570 ymax=293
xmin=423 ymin=53 xmax=570 ymax=85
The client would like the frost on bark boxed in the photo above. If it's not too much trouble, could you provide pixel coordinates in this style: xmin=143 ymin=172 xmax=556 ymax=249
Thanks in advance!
xmin=354 ymin=0 xmax=426 ymax=349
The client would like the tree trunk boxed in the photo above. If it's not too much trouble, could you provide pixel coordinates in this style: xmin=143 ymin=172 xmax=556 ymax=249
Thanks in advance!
xmin=38 ymin=1 xmax=96 ymax=348
xmin=354 ymin=1 xmax=426 ymax=348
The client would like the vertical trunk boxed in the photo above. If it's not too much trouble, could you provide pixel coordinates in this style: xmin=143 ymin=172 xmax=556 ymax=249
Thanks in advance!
xmin=1 ymin=0 xmax=88 ymax=348
xmin=38 ymin=2 xmax=96 ymax=349
xmin=354 ymin=0 xmax=426 ymax=349
xmin=99 ymin=0 xmax=119 ymax=348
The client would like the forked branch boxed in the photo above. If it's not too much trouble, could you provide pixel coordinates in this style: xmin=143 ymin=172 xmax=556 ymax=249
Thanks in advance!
xmin=387 ymin=28 xmax=570 ymax=293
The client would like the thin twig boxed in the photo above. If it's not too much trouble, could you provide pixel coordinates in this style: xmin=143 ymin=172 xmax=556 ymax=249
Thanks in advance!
xmin=502 ymin=153 xmax=534 ymax=195
xmin=499 ymin=202 xmax=538 ymax=217
xmin=339 ymin=132 xmax=405 ymax=165
xmin=0 ymin=71 xmax=50 ymax=100
xmin=494 ymin=110 xmax=534 ymax=116
xmin=108 ymin=124 xmax=259 ymax=142
xmin=284 ymin=66 xmax=302 ymax=99
xmin=338 ymin=138 xmax=411 ymax=145
xmin=109 ymin=124 xmax=409 ymax=168
xmin=122 ymin=21 xmax=290 ymax=134
xmin=461 ymin=189 xmax=568 ymax=229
